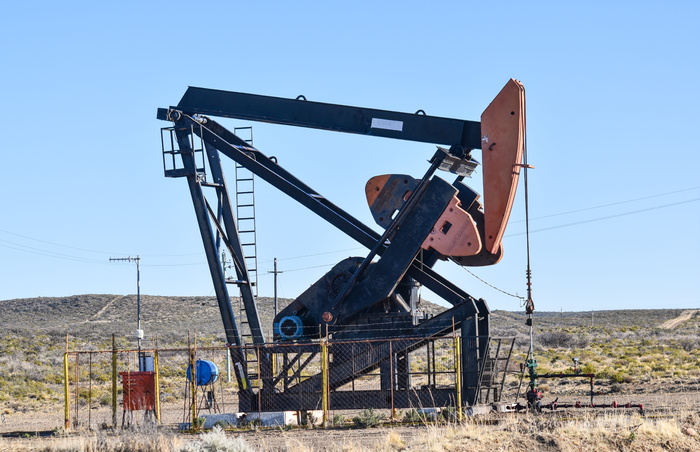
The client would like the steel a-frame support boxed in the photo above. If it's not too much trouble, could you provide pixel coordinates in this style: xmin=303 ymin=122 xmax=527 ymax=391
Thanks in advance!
xmin=170 ymin=124 xmax=270 ymax=402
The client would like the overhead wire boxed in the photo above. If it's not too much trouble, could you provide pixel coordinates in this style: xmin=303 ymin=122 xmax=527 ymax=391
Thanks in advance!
xmin=510 ymin=186 xmax=700 ymax=223
xmin=0 ymin=189 xmax=696 ymax=271
xmin=0 ymin=239 xmax=108 ymax=264
xmin=506 ymin=197 xmax=699 ymax=237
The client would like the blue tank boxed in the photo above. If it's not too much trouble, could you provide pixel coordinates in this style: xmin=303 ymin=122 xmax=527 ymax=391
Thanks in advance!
xmin=186 ymin=359 xmax=219 ymax=386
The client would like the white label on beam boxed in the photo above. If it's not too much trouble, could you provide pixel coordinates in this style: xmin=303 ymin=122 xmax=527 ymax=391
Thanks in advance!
xmin=371 ymin=118 xmax=403 ymax=132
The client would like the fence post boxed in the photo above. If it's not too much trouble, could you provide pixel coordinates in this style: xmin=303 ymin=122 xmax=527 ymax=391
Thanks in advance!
xmin=112 ymin=334 xmax=117 ymax=428
xmin=189 ymin=338 xmax=198 ymax=430
xmin=321 ymin=339 xmax=329 ymax=426
xmin=454 ymin=334 xmax=463 ymax=422
xmin=74 ymin=352 xmax=80 ymax=427
xmin=154 ymin=349 xmax=161 ymax=423
xmin=226 ymin=346 xmax=231 ymax=383
xmin=389 ymin=340 xmax=395 ymax=420
xmin=63 ymin=341 xmax=70 ymax=430
xmin=88 ymin=353 xmax=93 ymax=429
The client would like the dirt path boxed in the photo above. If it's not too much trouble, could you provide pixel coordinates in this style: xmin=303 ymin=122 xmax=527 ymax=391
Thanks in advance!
xmin=659 ymin=310 xmax=698 ymax=329
xmin=88 ymin=295 xmax=125 ymax=322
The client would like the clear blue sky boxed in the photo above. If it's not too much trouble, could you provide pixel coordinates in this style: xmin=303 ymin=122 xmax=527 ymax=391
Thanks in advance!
xmin=1 ymin=1 xmax=698 ymax=312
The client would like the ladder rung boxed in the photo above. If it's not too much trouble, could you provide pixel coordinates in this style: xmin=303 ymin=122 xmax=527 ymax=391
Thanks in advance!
xmin=237 ymin=177 xmax=254 ymax=182
xmin=237 ymin=190 xmax=254 ymax=195
xmin=237 ymin=203 xmax=255 ymax=208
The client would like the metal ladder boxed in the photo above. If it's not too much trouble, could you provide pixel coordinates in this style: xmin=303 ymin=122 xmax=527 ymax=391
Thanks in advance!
xmin=477 ymin=337 xmax=516 ymax=404
xmin=233 ymin=126 xmax=259 ymax=297
xmin=232 ymin=126 xmax=261 ymax=387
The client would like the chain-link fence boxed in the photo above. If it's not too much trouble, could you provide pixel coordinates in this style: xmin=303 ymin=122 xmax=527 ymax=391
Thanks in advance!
xmin=64 ymin=335 xmax=514 ymax=430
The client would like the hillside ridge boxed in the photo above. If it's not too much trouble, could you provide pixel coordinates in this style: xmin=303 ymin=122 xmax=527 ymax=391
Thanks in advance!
xmin=1 ymin=294 xmax=695 ymax=342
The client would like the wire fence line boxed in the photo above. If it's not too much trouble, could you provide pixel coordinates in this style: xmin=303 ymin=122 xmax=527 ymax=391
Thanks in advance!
xmin=62 ymin=335 xmax=507 ymax=430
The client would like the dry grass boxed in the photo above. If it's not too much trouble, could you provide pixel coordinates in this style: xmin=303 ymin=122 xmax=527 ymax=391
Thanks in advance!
xmin=2 ymin=412 xmax=699 ymax=451
xmin=0 ymin=431 xmax=184 ymax=452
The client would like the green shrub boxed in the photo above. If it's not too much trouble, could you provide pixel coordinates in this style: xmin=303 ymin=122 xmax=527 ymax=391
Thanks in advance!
xmin=402 ymin=409 xmax=426 ymax=423
xmin=353 ymin=408 xmax=384 ymax=428
xmin=331 ymin=413 xmax=345 ymax=426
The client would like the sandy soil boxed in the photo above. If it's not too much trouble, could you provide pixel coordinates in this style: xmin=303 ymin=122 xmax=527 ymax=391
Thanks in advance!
xmin=3 ymin=389 xmax=699 ymax=436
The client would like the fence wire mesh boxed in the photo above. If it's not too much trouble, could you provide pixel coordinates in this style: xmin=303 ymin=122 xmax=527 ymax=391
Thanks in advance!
xmin=64 ymin=335 xmax=508 ymax=429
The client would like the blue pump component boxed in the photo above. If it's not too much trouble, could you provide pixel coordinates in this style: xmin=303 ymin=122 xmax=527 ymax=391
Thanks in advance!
xmin=186 ymin=359 xmax=219 ymax=386
xmin=275 ymin=315 xmax=304 ymax=341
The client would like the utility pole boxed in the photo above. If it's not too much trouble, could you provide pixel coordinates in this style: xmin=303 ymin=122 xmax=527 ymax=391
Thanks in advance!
xmin=268 ymin=258 xmax=284 ymax=316
xmin=221 ymin=250 xmax=232 ymax=281
xmin=110 ymin=256 xmax=144 ymax=369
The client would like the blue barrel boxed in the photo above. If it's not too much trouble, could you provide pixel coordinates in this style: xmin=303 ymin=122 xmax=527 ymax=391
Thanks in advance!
xmin=186 ymin=359 xmax=219 ymax=386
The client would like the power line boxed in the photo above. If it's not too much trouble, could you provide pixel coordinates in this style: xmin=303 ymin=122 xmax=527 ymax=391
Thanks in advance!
xmin=275 ymin=262 xmax=338 ymax=273
xmin=0 ymin=228 xmax=122 ymax=255
xmin=258 ymin=247 xmax=365 ymax=264
xmin=0 ymin=239 xmax=108 ymax=264
xmin=506 ymin=197 xmax=700 ymax=237
xmin=511 ymin=186 xmax=700 ymax=223
xmin=2 ymin=192 xmax=696 ymax=266
xmin=0 ymin=228 xmax=204 ymax=258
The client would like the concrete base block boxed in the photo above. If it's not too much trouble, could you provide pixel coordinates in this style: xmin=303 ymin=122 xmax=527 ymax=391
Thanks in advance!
xmin=466 ymin=405 xmax=493 ymax=416
xmin=185 ymin=410 xmax=324 ymax=429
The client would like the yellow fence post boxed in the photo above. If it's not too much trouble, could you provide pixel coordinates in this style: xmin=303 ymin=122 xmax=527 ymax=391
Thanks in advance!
xmin=154 ymin=349 xmax=161 ymax=423
xmin=454 ymin=335 xmax=463 ymax=422
xmin=111 ymin=334 xmax=117 ymax=428
xmin=63 ymin=350 xmax=70 ymax=430
xmin=321 ymin=339 xmax=329 ymax=426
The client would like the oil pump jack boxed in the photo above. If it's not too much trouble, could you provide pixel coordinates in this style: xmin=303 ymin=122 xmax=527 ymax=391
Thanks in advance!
xmin=158 ymin=79 xmax=526 ymax=412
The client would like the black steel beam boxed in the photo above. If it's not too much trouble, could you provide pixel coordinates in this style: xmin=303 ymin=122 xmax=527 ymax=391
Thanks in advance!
xmin=202 ymin=141 xmax=266 ymax=345
xmin=175 ymin=113 xmax=482 ymax=311
xmin=332 ymin=177 xmax=457 ymax=322
xmin=289 ymin=300 xmax=476 ymax=393
xmin=175 ymin=87 xmax=483 ymax=149
xmin=190 ymin=116 xmax=380 ymax=247
xmin=171 ymin=127 xmax=252 ymax=395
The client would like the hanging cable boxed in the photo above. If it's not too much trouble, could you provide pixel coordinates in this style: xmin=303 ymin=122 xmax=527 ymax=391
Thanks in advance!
xmin=520 ymin=102 xmax=542 ymax=412
xmin=462 ymin=267 xmax=524 ymax=300
xmin=521 ymin=111 xmax=535 ymax=329
xmin=523 ymin=140 xmax=535 ymax=320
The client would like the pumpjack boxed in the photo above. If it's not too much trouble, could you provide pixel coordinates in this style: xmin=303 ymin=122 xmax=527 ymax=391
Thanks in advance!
xmin=158 ymin=79 xmax=525 ymax=411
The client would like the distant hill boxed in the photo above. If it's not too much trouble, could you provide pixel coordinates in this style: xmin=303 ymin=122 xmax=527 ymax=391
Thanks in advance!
xmin=0 ymin=294 xmax=694 ymax=345
xmin=0 ymin=294 xmax=446 ymax=344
